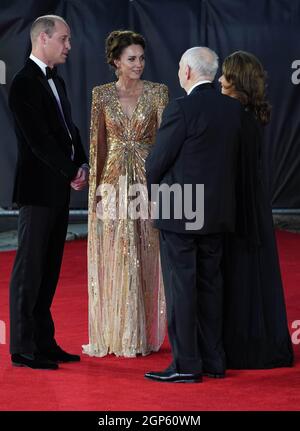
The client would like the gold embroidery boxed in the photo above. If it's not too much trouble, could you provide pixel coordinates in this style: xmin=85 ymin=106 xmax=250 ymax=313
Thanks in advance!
xmin=83 ymin=81 xmax=169 ymax=357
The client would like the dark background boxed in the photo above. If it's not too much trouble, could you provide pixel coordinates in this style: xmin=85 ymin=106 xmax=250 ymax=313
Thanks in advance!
xmin=1 ymin=0 xmax=300 ymax=209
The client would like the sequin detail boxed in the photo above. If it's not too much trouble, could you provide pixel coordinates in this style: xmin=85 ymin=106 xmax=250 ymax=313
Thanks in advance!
xmin=83 ymin=81 xmax=169 ymax=357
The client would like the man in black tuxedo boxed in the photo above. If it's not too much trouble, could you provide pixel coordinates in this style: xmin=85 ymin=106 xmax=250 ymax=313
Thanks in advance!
xmin=9 ymin=15 xmax=88 ymax=369
xmin=145 ymin=47 xmax=242 ymax=383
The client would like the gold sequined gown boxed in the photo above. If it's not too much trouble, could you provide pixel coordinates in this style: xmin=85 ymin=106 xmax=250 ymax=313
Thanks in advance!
xmin=83 ymin=80 xmax=168 ymax=357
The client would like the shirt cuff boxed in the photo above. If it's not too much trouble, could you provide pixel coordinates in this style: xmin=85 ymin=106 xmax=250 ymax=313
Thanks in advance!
xmin=81 ymin=163 xmax=90 ymax=171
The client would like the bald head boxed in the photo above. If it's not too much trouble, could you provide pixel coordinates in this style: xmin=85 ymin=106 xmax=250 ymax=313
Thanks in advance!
xmin=30 ymin=15 xmax=68 ymax=46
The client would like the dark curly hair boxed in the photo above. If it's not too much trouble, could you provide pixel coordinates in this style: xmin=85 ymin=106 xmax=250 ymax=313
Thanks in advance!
xmin=222 ymin=51 xmax=271 ymax=125
xmin=105 ymin=30 xmax=145 ymax=68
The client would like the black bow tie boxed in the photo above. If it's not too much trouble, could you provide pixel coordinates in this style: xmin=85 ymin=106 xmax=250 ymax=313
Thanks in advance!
xmin=45 ymin=66 xmax=58 ymax=80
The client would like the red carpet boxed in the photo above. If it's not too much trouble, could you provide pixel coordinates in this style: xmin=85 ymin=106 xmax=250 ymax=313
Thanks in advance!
xmin=0 ymin=230 xmax=299 ymax=411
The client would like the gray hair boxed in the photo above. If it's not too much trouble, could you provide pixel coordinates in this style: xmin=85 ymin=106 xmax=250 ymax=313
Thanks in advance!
xmin=181 ymin=47 xmax=219 ymax=80
xmin=30 ymin=15 xmax=68 ymax=43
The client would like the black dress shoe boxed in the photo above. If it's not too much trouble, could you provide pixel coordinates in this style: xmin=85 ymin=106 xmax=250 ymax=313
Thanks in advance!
xmin=42 ymin=346 xmax=80 ymax=363
xmin=145 ymin=370 xmax=202 ymax=383
xmin=11 ymin=353 xmax=58 ymax=370
xmin=203 ymin=371 xmax=225 ymax=378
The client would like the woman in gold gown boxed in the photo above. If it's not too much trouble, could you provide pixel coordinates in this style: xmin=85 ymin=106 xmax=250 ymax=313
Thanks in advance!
xmin=83 ymin=31 xmax=168 ymax=357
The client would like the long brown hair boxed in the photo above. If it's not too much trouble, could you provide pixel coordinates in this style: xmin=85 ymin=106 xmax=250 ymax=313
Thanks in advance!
xmin=222 ymin=51 xmax=271 ymax=125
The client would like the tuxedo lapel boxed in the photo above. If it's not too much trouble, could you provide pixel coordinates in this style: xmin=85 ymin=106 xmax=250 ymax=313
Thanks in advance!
xmin=52 ymin=76 xmax=76 ymax=139
xmin=36 ymin=75 xmax=69 ymax=132
xmin=25 ymin=59 xmax=74 ymax=140
xmin=26 ymin=59 xmax=57 ymax=104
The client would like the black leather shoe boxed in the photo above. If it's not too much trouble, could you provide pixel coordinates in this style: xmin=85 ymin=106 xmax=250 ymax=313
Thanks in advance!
xmin=203 ymin=371 xmax=225 ymax=378
xmin=145 ymin=370 xmax=202 ymax=383
xmin=11 ymin=353 xmax=58 ymax=370
xmin=42 ymin=346 xmax=80 ymax=363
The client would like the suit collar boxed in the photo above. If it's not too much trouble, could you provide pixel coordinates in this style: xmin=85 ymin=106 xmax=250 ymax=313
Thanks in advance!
xmin=26 ymin=58 xmax=47 ymax=79
xmin=189 ymin=82 xmax=214 ymax=95
xmin=26 ymin=58 xmax=61 ymax=82
xmin=25 ymin=58 xmax=56 ymax=95
xmin=25 ymin=59 xmax=54 ymax=97
xmin=29 ymin=54 xmax=48 ymax=77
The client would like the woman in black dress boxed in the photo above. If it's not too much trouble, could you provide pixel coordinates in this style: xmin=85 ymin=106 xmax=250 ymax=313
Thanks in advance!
xmin=219 ymin=51 xmax=294 ymax=369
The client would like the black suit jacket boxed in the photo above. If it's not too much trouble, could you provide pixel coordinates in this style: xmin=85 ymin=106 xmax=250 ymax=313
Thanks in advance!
xmin=145 ymin=83 xmax=242 ymax=234
xmin=9 ymin=59 xmax=87 ymax=207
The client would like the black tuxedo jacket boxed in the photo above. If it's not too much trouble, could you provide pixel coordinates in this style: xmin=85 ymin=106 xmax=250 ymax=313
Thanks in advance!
xmin=9 ymin=58 xmax=87 ymax=207
xmin=146 ymin=83 xmax=242 ymax=234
